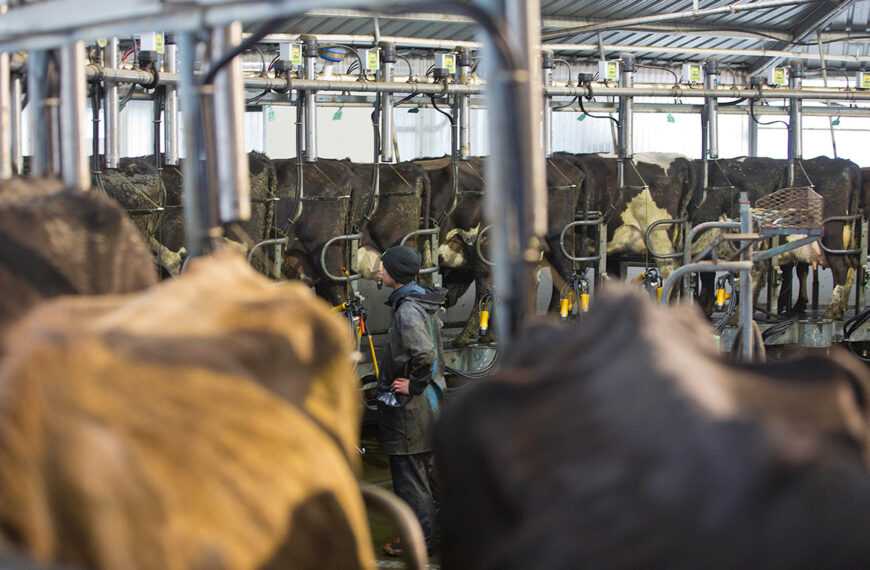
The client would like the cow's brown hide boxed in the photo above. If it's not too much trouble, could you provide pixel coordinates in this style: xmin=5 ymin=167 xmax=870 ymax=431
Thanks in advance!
xmin=0 ymin=177 xmax=158 ymax=351
xmin=0 ymin=250 xmax=373 ymax=570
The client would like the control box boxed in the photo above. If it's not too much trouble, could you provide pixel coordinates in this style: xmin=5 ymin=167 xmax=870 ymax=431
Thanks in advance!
xmin=598 ymin=60 xmax=619 ymax=82
xmin=681 ymin=62 xmax=703 ymax=83
xmin=279 ymin=43 xmax=303 ymax=67
xmin=769 ymin=66 xmax=788 ymax=86
xmin=360 ymin=48 xmax=380 ymax=71
xmin=435 ymin=53 xmax=456 ymax=75
xmin=139 ymin=32 xmax=164 ymax=54
xmin=858 ymin=71 xmax=870 ymax=90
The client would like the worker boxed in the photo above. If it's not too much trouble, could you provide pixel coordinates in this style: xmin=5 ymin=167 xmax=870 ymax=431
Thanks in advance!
xmin=376 ymin=245 xmax=447 ymax=557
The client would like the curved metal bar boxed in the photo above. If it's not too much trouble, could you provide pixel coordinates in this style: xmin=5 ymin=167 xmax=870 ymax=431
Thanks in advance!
xmin=320 ymin=233 xmax=362 ymax=282
xmin=360 ymin=483 xmax=428 ymax=570
xmin=819 ymin=214 xmax=863 ymax=254
xmin=683 ymin=221 xmax=741 ymax=264
xmin=247 ymin=236 xmax=289 ymax=264
xmin=400 ymin=227 xmax=438 ymax=246
xmin=644 ymin=217 xmax=686 ymax=260
xmin=476 ymin=224 xmax=494 ymax=266
xmin=660 ymin=261 xmax=753 ymax=304
xmin=559 ymin=219 xmax=602 ymax=263
xmin=400 ymin=227 xmax=441 ymax=275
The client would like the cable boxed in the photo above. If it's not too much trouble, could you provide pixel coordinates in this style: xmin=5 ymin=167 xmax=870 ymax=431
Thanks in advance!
xmin=843 ymin=306 xmax=870 ymax=362
xmin=552 ymin=95 xmax=578 ymax=111
xmin=638 ymin=64 xmax=679 ymax=85
xmin=319 ymin=43 xmax=367 ymax=81
xmin=397 ymin=54 xmax=414 ymax=78
xmin=749 ymin=97 xmax=789 ymax=129
xmin=578 ymin=93 xmax=620 ymax=125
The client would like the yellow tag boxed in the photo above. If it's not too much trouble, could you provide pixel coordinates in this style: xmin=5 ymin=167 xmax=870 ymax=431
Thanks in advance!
xmin=772 ymin=67 xmax=786 ymax=85
xmin=606 ymin=61 xmax=619 ymax=81
xmin=860 ymin=71 xmax=870 ymax=90
xmin=290 ymin=44 xmax=303 ymax=66
xmin=155 ymin=32 xmax=164 ymax=55
xmin=368 ymin=50 xmax=379 ymax=70
xmin=688 ymin=64 xmax=701 ymax=83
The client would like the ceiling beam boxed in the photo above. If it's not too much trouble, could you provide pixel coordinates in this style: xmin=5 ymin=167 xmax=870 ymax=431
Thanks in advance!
xmin=747 ymin=0 xmax=856 ymax=75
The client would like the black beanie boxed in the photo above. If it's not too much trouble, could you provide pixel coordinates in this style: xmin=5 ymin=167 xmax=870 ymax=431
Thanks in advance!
xmin=381 ymin=246 xmax=422 ymax=284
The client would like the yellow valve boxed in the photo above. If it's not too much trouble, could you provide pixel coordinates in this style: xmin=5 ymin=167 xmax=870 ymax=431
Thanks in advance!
xmin=656 ymin=287 xmax=663 ymax=302
xmin=580 ymin=293 xmax=590 ymax=312
xmin=332 ymin=302 xmax=347 ymax=312
xmin=479 ymin=310 xmax=490 ymax=336
xmin=560 ymin=298 xmax=570 ymax=320
xmin=716 ymin=288 xmax=726 ymax=307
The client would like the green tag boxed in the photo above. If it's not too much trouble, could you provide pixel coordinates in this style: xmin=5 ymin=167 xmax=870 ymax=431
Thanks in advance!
xmin=832 ymin=117 xmax=841 ymax=126
xmin=267 ymin=105 xmax=275 ymax=122
xmin=333 ymin=107 xmax=343 ymax=121
xmin=577 ymin=114 xmax=586 ymax=122
xmin=408 ymin=108 xmax=420 ymax=114
xmin=667 ymin=113 xmax=675 ymax=123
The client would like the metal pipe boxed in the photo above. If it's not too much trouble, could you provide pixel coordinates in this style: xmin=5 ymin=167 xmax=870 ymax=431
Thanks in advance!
xmin=705 ymin=57 xmax=719 ymax=160
xmin=59 ymin=41 xmax=89 ymax=189
xmin=542 ymin=0 xmax=819 ymax=41
xmin=618 ymin=53 xmax=634 ymax=160
xmin=27 ymin=50 xmax=50 ymax=178
xmin=302 ymin=34 xmax=317 ymax=163
xmin=817 ymin=33 xmax=837 ymax=158
xmin=82 ymin=65 xmax=870 ymax=102
xmin=480 ymin=0 xmax=545 ymax=344
xmin=164 ymin=41 xmax=179 ymax=165
xmin=380 ymin=41 xmax=395 ymax=163
xmin=0 ymin=52 xmax=10 ymax=181
xmin=739 ymin=192 xmax=754 ymax=361
xmin=457 ymin=47 xmax=471 ymax=161
xmin=104 ymin=37 xmax=119 ymax=169
xmin=10 ymin=70 xmax=21 ymax=175
xmin=660 ymin=261 xmax=753 ymax=304
xmin=542 ymin=49 xmax=554 ymax=158
xmin=211 ymin=22 xmax=250 ymax=223
xmin=178 ymin=31 xmax=206 ymax=257
xmin=788 ymin=60 xmax=803 ymax=186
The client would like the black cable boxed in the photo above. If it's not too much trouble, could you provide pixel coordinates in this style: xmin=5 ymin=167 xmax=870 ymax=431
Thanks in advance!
xmin=638 ymin=64 xmax=679 ymax=85
xmin=579 ymin=93 xmax=620 ymax=125
xmin=430 ymin=93 xmax=454 ymax=125
xmin=552 ymin=95 xmax=578 ymax=111
xmin=842 ymin=306 xmax=870 ymax=362
xmin=319 ymin=43 xmax=367 ymax=81
xmin=201 ymin=17 xmax=287 ymax=86
xmin=749 ymin=98 xmax=789 ymax=129
xmin=397 ymin=54 xmax=414 ymax=78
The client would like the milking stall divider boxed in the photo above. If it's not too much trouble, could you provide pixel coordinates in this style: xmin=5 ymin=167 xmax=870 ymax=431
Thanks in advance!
xmin=4 ymin=0 xmax=870 ymax=363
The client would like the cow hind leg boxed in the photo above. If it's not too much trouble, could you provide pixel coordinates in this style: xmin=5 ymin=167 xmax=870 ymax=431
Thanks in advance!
xmin=824 ymin=263 xmax=856 ymax=320
xmin=793 ymin=262 xmax=809 ymax=314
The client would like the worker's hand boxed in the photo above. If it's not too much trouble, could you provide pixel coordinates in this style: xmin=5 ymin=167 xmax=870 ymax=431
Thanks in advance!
xmin=391 ymin=377 xmax=411 ymax=395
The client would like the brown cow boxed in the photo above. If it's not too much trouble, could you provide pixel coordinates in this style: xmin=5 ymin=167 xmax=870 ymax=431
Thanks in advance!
xmin=0 ymin=250 xmax=374 ymax=569
xmin=0 ymin=176 xmax=157 ymax=349
xmin=436 ymin=285 xmax=870 ymax=569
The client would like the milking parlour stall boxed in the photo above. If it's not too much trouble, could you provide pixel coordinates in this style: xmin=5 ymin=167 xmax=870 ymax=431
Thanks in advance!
xmin=5 ymin=1 xmax=870 ymax=569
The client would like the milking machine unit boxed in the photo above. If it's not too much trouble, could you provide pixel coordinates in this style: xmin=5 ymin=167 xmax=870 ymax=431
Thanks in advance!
xmin=559 ymin=274 xmax=590 ymax=322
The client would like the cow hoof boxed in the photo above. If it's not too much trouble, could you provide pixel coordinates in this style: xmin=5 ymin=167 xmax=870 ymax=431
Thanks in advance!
xmin=823 ymin=307 xmax=844 ymax=321
xmin=792 ymin=299 xmax=808 ymax=314
xmin=452 ymin=334 xmax=473 ymax=348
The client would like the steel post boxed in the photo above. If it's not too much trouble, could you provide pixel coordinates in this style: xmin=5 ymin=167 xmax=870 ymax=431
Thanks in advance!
xmin=10 ymin=71 xmax=21 ymax=175
xmin=479 ymin=0 xmax=546 ymax=344
xmin=27 ymin=50 xmax=50 ymax=177
xmin=458 ymin=47 xmax=471 ymax=160
xmin=302 ymin=35 xmax=318 ymax=162
xmin=739 ymin=192 xmax=754 ymax=361
xmin=788 ymin=60 xmax=803 ymax=186
xmin=618 ymin=53 xmax=635 ymax=161
xmin=59 ymin=41 xmax=89 ymax=189
xmin=164 ymin=41 xmax=179 ymax=165
xmin=542 ymin=49 xmax=553 ymax=158
xmin=379 ymin=41 xmax=395 ymax=163
xmin=178 ymin=31 xmax=206 ymax=257
xmin=210 ymin=22 xmax=250 ymax=223
xmin=705 ymin=57 xmax=719 ymax=159
xmin=0 ymin=52 xmax=10 ymax=180
xmin=104 ymin=37 xmax=119 ymax=168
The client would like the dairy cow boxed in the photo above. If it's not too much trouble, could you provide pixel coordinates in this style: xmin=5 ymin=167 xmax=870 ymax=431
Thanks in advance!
xmin=436 ymin=285 xmax=870 ymax=569
xmin=0 ymin=251 xmax=374 ymax=569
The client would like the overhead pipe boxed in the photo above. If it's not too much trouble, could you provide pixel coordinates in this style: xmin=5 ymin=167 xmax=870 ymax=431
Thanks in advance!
xmin=0 ymin=52 xmax=10 ymax=181
xmin=81 ymin=64 xmax=870 ymax=102
xmin=541 ymin=49 xmax=554 ymax=158
xmin=59 ymin=41 xmax=89 ymax=189
xmin=302 ymin=34 xmax=318 ymax=163
xmin=209 ymin=22 xmax=250 ymax=223
xmin=164 ymin=39 xmax=179 ymax=166
xmin=457 ymin=46 xmax=472 ymax=160
xmin=104 ymin=37 xmax=119 ymax=169
xmin=788 ymin=59 xmax=803 ymax=187
xmin=10 ymin=69 xmax=21 ymax=175
xmin=379 ymin=41 xmax=395 ymax=163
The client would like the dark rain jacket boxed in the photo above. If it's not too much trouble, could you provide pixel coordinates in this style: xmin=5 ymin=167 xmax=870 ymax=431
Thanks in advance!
xmin=377 ymin=282 xmax=448 ymax=456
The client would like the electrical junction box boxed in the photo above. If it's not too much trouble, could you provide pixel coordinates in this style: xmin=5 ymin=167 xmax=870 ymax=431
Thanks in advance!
xmin=139 ymin=32 xmax=164 ymax=54
xmin=681 ymin=62 xmax=703 ymax=83
xmin=279 ymin=43 xmax=303 ymax=67
xmin=858 ymin=71 xmax=870 ymax=90
xmin=598 ymin=60 xmax=620 ymax=82
xmin=769 ymin=66 xmax=788 ymax=86
xmin=435 ymin=53 xmax=456 ymax=75
xmin=360 ymin=48 xmax=380 ymax=71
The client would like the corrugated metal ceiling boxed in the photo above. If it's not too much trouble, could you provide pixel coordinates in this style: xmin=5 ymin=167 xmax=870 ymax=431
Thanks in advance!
xmin=272 ymin=1 xmax=870 ymax=71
